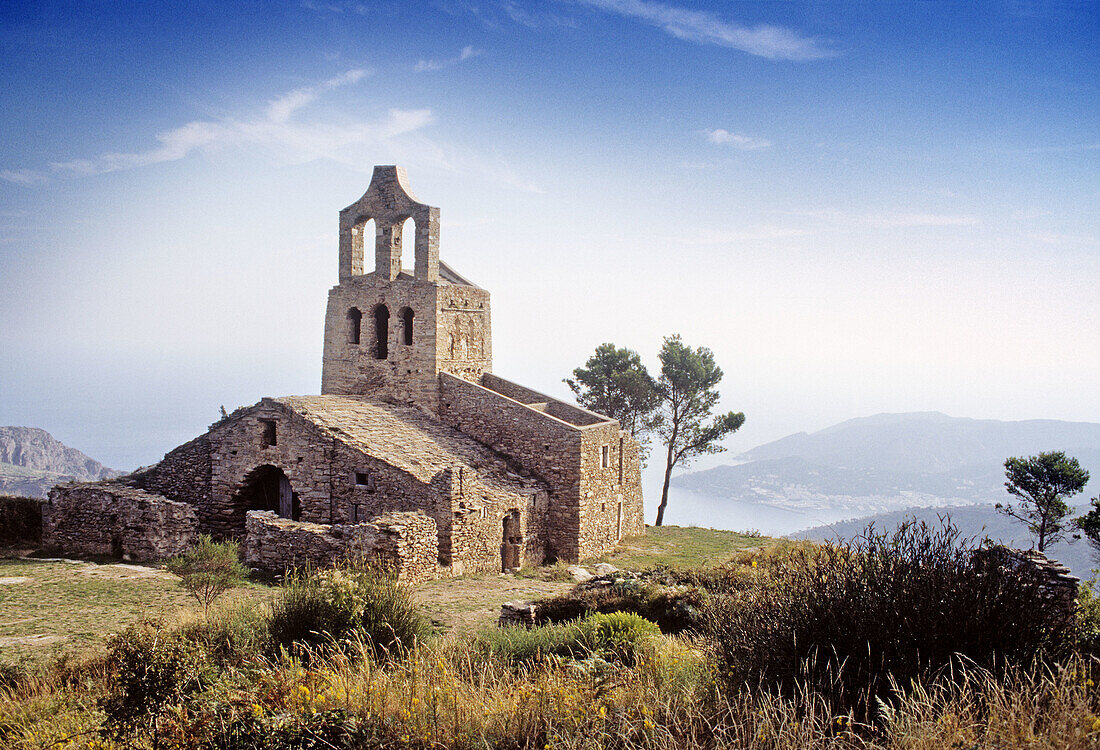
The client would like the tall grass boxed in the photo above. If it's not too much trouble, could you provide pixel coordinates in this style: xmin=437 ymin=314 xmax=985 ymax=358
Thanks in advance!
xmin=708 ymin=519 xmax=1075 ymax=720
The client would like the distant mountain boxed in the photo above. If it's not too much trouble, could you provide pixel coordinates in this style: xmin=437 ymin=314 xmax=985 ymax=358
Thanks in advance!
xmin=736 ymin=411 xmax=1100 ymax=474
xmin=671 ymin=413 xmax=1100 ymax=522
xmin=0 ymin=427 xmax=121 ymax=498
xmin=795 ymin=502 xmax=1098 ymax=580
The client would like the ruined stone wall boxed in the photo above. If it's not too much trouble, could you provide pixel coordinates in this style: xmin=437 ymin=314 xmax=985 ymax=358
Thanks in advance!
xmin=243 ymin=510 xmax=439 ymax=582
xmin=132 ymin=434 xmax=212 ymax=517
xmin=43 ymin=483 xmax=198 ymax=561
xmin=0 ymin=495 xmax=43 ymax=545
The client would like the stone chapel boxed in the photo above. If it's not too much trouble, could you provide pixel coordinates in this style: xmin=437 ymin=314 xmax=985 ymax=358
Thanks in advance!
xmin=43 ymin=166 xmax=645 ymax=580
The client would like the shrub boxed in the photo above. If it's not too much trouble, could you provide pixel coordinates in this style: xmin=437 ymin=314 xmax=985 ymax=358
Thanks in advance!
xmin=472 ymin=621 xmax=589 ymax=665
xmin=1076 ymin=576 xmax=1100 ymax=656
xmin=579 ymin=611 xmax=661 ymax=666
xmin=99 ymin=619 xmax=211 ymax=747
xmin=268 ymin=562 xmax=430 ymax=659
xmin=178 ymin=600 xmax=271 ymax=667
xmin=708 ymin=519 xmax=1074 ymax=720
xmin=534 ymin=577 xmax=707 ymax=633
xmin=165 ymin=535 xmax=249 ymax=616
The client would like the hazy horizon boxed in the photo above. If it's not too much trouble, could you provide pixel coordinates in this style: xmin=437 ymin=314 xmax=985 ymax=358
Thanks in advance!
xmin=1 ymin=1 xmax=1097 ymax=473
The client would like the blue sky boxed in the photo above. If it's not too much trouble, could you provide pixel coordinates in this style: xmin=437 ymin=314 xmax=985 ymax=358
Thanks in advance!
xmin=0 ymin=0 xmax=1097 ymax=477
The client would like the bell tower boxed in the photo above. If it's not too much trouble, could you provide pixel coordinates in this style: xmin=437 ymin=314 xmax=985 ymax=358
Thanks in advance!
xmin=320 ymin=166 xmax=492 ymax=413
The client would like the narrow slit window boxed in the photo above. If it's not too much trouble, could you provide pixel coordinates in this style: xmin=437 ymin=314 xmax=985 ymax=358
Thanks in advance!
xmin=601 ymin=445 xmax=610 ymax=468
xmin=260 ymin=419 xmax=277 ymax=447
xmin=373 ymin=305 xmax=390 ymax=359
xmin=347 ymin=308 xmax=362 ymax=345
xmin=401 ymin=307 xmax=414 ymax=345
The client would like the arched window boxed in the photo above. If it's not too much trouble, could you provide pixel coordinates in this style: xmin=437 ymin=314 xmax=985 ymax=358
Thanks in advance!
xmin=401 ymin=307 xmax=414 ymax=345
xmin=347 ymin=308 xmax=362 ymax=345
xmin=373 ymin=305 xmax=390 ymax=360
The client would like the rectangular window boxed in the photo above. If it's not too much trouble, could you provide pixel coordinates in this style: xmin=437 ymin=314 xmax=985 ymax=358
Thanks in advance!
xmin=260 ymin=419 xmax=276 ymax=447
xmin=355 ymin=471 xmax=375 ymax=489
xmin=601 ymin=445 xmax=610 ymax=468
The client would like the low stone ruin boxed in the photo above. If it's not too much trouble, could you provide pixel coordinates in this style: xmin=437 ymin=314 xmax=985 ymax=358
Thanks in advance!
xmin=242 ymin=510 xmax=440 ymax=582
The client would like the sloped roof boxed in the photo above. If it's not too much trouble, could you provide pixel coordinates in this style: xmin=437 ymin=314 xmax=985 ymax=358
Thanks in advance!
xmin=272 ymin=395 xmax=539 ymax=493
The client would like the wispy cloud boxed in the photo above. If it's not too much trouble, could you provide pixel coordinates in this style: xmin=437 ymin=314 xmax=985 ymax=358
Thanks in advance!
xmin=0 ymin=169 xmax=49 ymax=186
xmin=571 ymin=0 xmax=835 ymax=60
xmin=1 ymin=70 xmax=440 ymax=184
xmin=704 ymin=128 xmax=771 ymax=150
xmin=502 ymin=1 xmax=578 ymax=28
xmin=414 ymin=46 xmax=483 ymax=73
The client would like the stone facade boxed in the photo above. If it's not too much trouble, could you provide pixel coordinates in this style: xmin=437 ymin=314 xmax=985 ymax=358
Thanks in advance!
xmin=43 ymin=483 xmax=199 ymax=560
xmin=46 ymin=166 xmax=645 ymax=577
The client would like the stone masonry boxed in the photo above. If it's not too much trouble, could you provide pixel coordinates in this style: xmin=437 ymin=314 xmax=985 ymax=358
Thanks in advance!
xmin=43 ymin=166 xmax=645 ymax=578
xmin=43 ymin=483 xmax=199 ymax=560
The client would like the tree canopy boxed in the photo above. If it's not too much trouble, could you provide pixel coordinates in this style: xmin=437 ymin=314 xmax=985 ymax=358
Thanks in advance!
xmin=654 ymin=335 xmax=745 ymax=527
xmin=565 ymin=343 xmax=661 ymax=452
xmin=996 ymin=451 xmax=1090 ymax=552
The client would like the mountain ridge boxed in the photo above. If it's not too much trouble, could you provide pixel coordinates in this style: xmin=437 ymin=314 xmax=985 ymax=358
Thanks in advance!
xmin=671 ymin=412 xmax=1100 ymax=527
xmin=0 ymin=426 xmax=121 ymax=498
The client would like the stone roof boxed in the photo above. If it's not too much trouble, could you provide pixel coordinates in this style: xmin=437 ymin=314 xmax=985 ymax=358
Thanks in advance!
xmin=272 ymin=395 xmax=539 ymax=492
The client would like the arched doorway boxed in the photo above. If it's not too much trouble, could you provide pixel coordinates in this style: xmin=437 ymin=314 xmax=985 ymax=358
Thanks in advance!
xmin=236 ymin=465 xmax=298 ymax=522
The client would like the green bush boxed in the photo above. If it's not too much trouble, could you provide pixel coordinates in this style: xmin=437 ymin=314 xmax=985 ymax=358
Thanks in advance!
xmin=534 ymin=577 xmax=707 ymax=633
xmin=99 ymin=619 xmax=211 ymax=747
xmin=708 ymin=519 xmax=1075 ymax=720
xmin=579 ymin=611 xmax=660 ymax=666
xmin=268 ymin=562 xmax=431 ymax=659
xmin=165 ymin=535 xmax=249 ymax=616
xmin=178 ymin=600 xmax=271 ymax=667
xmin=472 ymin=621 xmax=588 ymax=665
xmin=1076 ymin=576 xmax=1100 ymax=655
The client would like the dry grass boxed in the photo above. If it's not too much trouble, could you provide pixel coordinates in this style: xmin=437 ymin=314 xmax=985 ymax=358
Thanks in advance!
xmin=3 ymin=632 xmax=1094 ymax=750
xmin=0 ymin=557 xmax=271 ymax=663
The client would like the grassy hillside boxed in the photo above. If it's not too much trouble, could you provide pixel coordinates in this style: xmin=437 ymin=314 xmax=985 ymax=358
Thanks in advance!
xmin=0 ymin=526 xmax=766 ymax=660
xmin=589 ymin=525 xmax=768 ymax=569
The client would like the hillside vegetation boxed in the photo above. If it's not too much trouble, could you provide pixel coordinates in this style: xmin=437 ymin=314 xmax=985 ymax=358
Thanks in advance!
xmin=0 ymin=524 xmax=1097 ymax=749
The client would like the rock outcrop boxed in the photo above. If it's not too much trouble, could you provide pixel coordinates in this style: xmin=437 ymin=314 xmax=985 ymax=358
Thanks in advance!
xmin=0 ymin=427 xmax=121 ymax=498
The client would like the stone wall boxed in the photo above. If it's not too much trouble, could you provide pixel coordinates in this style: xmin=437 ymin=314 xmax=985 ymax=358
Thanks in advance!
xmin=322 ymin=275 xmax=445 ymax=412
xmin=577 ymin=426 xmax=646 ymax=559
xmin=204 ymin=401 xmax=340 ymax=537
xmin=439 ymin=372 xmax=645 ymax=562
xmin=0 ymin=495 xmax=43 ymax=545
xmin=131 ymin=434 xmax=212 ymax=523
xmin=43 ymin=483 xmax=199 ymax=561
xmin=243 ymin=510 xmax=439 ymax=582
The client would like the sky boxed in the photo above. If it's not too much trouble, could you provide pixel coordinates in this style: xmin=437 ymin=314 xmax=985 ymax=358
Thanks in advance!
xmin=0 ymin=0 xmax=1097 ymax=476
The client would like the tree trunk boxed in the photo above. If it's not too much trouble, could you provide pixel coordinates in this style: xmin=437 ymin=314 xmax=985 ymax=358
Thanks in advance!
xmin=656 ymin=441 xmax=676 ymax=526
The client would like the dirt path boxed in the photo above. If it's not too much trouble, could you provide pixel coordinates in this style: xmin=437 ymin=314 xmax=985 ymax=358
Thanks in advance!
xmin=412 ymin=575 xmax=573 ymax=635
